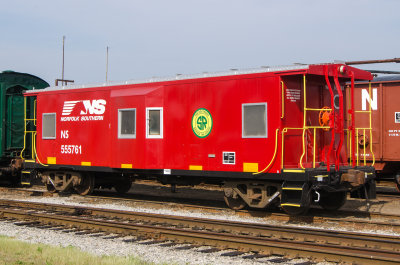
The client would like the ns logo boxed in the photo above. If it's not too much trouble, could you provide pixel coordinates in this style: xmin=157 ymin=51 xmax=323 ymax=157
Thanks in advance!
xmin=80 ymin=100 xmax=106 ymax=115
xmin=62 ymin=99 xmax=106 ymax=116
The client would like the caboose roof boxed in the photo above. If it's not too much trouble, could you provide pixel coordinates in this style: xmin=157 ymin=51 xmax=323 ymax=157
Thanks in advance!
xmin=25 ymin=63 xmax=370 ymax=94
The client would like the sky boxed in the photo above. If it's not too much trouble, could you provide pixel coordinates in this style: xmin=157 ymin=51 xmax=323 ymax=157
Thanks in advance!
xmin=1 ymin=0 xmax=400 ymax=85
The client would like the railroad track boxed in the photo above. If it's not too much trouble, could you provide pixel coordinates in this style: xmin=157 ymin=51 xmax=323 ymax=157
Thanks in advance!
xmin=2 ymin=186 xmax=400 ymax=234
xmin=0 ymin=199 xmax=400 ymax=264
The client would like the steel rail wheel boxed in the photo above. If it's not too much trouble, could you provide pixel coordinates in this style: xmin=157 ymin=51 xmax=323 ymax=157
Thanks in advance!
xmin=74 ymin=174 xmax=94 ymax=195
xmin=46 ymin=183 xmax=57 ymax=193
xmin=396 ymin=173 xmax=400 ymax=192
xmin=114 ymin=178 xmax=132 ymax=194
xmin=318 ymin=191 xmax=347 ymax=211
xmin=281 ymin=191 xmax=311 ymax=216
xmin=223 ymin=188 xmax=246 ymax=210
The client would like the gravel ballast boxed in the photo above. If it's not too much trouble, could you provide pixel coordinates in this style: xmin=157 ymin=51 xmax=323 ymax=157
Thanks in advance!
xmin=1 ymin=186 xmax=396 ymax=265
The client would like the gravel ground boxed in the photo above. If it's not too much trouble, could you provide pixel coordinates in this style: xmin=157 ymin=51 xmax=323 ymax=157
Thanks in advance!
xmin=0 ymin=220 xmax=322 ymax=265
xmin=1 ymin=193 xmax=399 ymax=236
xmin=1 ymin=185 xmax=399 ymax=265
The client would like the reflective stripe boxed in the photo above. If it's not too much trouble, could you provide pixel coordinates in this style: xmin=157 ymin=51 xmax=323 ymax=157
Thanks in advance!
xmin=243 ymin=163 xmax=258 ymax=172
xmin=189 ymin=165 xmax=203 ymax=170
xmin=47 ymin=157 xmax=56 ymax=164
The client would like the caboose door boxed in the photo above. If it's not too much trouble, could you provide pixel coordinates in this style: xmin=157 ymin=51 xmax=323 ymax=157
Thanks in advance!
xmin=5 ymin=86 xmax=25 ymax=154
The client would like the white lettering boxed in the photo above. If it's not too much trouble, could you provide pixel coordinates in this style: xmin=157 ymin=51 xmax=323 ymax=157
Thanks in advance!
xmin=80 ymin=100 xmax=106 ymax=115
xmin=60 ymin=145 xmax=82 ymax=154
xmin=361 ymin=88 xmax=377 ymax=111
xmin=60 ymin=116 xmax=80 ymax=122
xmin=61 ymin=130 xmax=69 ymax=139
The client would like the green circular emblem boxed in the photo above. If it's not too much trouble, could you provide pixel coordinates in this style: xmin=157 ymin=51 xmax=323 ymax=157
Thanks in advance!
xmin=192 ymin=108 xmax=213 ymax=138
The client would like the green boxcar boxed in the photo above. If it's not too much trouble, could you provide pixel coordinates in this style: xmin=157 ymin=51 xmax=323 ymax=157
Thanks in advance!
xmin=0 ymin=71 xmax=49 ymax=184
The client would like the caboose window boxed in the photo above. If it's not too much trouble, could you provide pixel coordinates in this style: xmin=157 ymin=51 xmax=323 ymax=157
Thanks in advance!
xmin=118 ymin=108 xmax=136 ymax=138
xmin=242 ymin=103 xmax=268 ymax=138
xmin=146 ymin=107 xmax=163 ymax=139
xmin=42 ymin=113 xmax=56 ymax=139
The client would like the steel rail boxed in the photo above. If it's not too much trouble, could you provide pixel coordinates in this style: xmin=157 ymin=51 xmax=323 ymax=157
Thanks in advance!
xmin=2 ymin=198 xmax=400 ymax=240
xmin=0 ymin=206 xmax=400 ymax=264
xmin=1 ymin=188 xmax=400 ymax=233
xmin=1 ymin=199 xmax=399 ymax=251
xmin=1 ymin=200 xmax=400 ymax=257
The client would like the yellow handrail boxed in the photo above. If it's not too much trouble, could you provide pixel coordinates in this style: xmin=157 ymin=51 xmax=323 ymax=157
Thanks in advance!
xmin=305 ymin=108 xmax=332 ymax=111
xmin=363 ymin=129 xmax=366 ymax=165
xmin=299 ymin=129 xmax=306 ymax=169
xmin=253 ymin=129 xmax=279 ymax=175
xmin=280 ymin=73 xmax=375 ymax=171
xmin=354 ymin=82 xmax=375 ymax=166
xmin=20 ymin=97 xmax=28 ymax=159
xmin=33 ymin=132 xmax=47 ymax=167
xmin=281 ymin=127 xmax=318 ymax=170
xmin=280 ymin=75 xmax=376 ymax=171
xmin=356 ymin=130 xmax=360 ymax=166
xmin=368 ymin=82 xmax=375 ymax=166
xmin=19 ymin=97 xmax=48 ymax=167
xmin=313 ymin=127 xmax=316 ymax=168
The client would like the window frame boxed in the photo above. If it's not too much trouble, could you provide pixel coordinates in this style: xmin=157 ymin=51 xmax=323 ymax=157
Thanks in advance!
xmin=118 ymin=108 xmax=137 ymax=139
xmin=146 ymin=107 xmax=163 ymax=139
xmin=42 ymin=113 xmax=56 ymax=140
xmin=242 ymin=102 xmax=268 ymax=138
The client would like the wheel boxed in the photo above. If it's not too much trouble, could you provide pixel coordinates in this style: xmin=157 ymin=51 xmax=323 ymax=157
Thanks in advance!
xmin=46 ymin=183 xmax=57 ymax=193
xmin=9 ymin=174 xmax=21 ymax=187
xmin=395 ymin=173 xmax=400 ymax=192
xmin=74 ymin=175 xmax=94 ymax=195
xmin=223 ymin=188 xmax=246 ymax=210
xmin=224 ymin=195 xmax=246 ymax=210
xmin=318 ymin=191 xmax=347 ymax=211
xmin=114 ymin=178 xmax=132 ymax=194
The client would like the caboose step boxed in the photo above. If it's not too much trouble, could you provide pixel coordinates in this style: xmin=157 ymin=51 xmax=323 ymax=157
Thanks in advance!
xmin=280 ymin=182 xmax=310 ymax=207
xmin=280 ymin=203 xmax=301 ymax=207
xmin=21 ymin=170 xmax=32 ymax=186
xmin=282 ymin=187 xmax=303 ymax=191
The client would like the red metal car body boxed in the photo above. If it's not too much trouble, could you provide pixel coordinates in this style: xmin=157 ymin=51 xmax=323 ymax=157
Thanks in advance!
xmin=23 ymin=63 xmax=376 ymax=214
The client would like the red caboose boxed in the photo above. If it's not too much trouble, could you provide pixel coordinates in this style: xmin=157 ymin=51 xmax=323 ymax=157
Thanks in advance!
xmin=22 ymin=63 xmax=375 ymax=214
